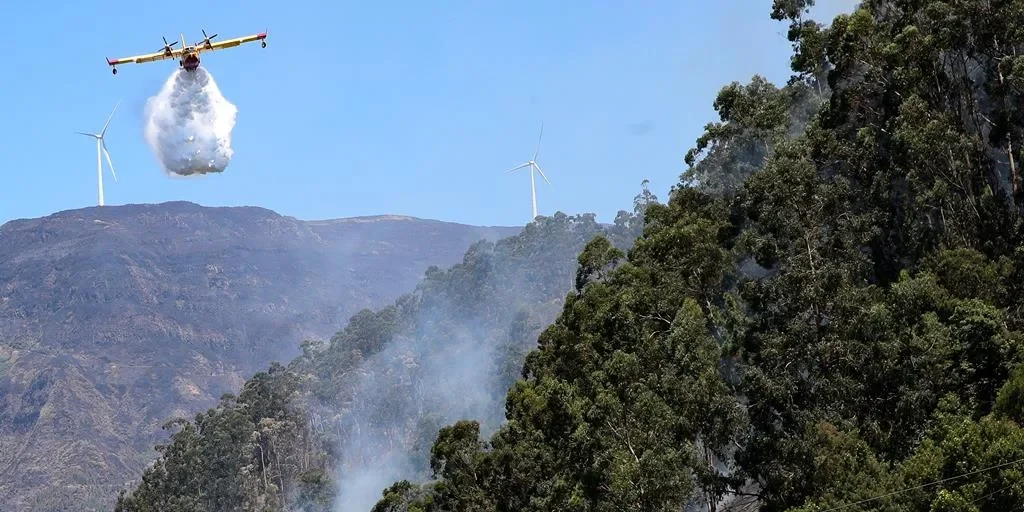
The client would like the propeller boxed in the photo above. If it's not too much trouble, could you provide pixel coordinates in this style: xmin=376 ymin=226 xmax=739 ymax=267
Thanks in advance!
xmin=158 ymin=36 xmax=178 ymax=52
xmin=199 ymin=29 xmax=218 ymax=46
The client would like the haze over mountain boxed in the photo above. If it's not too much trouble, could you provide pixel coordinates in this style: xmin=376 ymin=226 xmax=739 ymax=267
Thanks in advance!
xmin=112 ymin=2 xmax=1024 ymax=511
xmin=0 ymin=200 xmax=520 ymax=510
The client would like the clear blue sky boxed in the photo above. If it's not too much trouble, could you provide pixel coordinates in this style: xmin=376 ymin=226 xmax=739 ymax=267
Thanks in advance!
xmin=0 ymin=1 xmax=856 ymax=227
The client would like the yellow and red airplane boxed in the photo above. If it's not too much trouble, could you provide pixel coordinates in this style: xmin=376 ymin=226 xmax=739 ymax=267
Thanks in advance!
xmin=106 ymin=29 xmax=267 ymax=75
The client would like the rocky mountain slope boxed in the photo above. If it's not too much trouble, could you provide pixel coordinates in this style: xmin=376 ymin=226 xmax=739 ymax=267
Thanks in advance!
xmin=0 ymin=201 xmax=519 ymax=511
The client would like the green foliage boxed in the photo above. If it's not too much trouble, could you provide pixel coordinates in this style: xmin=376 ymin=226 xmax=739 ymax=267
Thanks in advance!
xmin=114 ymin=195 xmax=651 ymax=511
xmin=682 ymin=75 xmax=823 ymax=196
xmin=369 ymin=1 xmax=1024 ymax=511
xmin=294 ymin=469 xmax=336 ymax=512
xmin=371 ymin=480 xmax=435 ymax=512
xmin=117 ymin=1 xmax=1024 ymax=510
xmin=574 ymin=236 xmax=623 ymax=292
xmin=114 ymin=366 xmax=324 ymax=512
xmin=370 ymin=187 xmax=744 ymax=512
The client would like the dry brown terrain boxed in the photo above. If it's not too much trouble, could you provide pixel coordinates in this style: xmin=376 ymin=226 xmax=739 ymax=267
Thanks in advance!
xmin=0 ymin=201 xmax=518 ymax=511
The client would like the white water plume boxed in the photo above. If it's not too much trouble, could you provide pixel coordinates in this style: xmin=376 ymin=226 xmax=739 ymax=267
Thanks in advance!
xmin=144 ymin=66 xmax=238 ymax=176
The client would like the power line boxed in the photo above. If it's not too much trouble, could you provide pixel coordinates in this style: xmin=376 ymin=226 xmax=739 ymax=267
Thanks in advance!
xmin=817 ymin=456 xmax=1024 ymax=511
xmin=971 ymin=481 xmax=1018 ymax=505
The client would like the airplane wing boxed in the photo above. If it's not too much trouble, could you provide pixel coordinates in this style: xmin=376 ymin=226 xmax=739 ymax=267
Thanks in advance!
xmin=200 ymin=31 xmax=267 ymax=53
xmin=107 ymin=48 xmax=181 ymax=67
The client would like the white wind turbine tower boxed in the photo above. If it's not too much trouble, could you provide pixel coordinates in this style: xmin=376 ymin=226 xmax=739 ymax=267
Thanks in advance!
xmin=77 ymin=102 xmax=119 ymax=206
xmin=505 ymin=123 xmax=551 ymax=220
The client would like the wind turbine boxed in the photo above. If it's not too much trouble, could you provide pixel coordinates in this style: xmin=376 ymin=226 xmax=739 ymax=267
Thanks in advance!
xmin=77 ymin=102 xmax=119 ymax=206
xmin=505 ymin=123 xmax=551 ymax=220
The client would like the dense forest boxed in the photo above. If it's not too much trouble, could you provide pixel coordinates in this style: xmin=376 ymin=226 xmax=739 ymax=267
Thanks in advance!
xmin=112 ymin=199 xmax=651 ymax=511
xmin=115 ymin=0 xmax=1024 ymax=510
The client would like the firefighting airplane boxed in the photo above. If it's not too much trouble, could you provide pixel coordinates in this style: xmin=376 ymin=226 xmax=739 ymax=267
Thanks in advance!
xmin=105 ymin=29 xmax=267 ymax=75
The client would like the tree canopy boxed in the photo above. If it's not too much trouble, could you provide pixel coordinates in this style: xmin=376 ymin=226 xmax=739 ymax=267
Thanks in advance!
xmin=114 ymin=201 xmax=651 ymax=511
xmin=371 ymin=1 xmax=1024 ymax=510
xmin=117 ymin=0 xmax=1024 ymax=510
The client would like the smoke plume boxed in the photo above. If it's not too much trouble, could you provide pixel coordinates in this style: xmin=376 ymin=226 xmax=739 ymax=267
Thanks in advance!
xmin=333 ymin=318 xmax=507 ymax=511
xmin=314 ymin=218 xmax=613 ymax=511
xmin=144 ymin=67 xmax=238 ymax=176
xmin=325 ymin=237 xmax=578 ymax=511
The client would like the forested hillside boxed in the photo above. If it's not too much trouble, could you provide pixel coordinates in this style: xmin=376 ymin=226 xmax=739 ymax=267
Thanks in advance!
xmin=115 ymin=0 xmax=1024 ymax=510
xmin=369 ymin=1 xmax=1024 ymax=511
xmin=0 ymin=201 xmax=519 ymax=511
xmin=112 ymin=198 xmax=653 ymax=511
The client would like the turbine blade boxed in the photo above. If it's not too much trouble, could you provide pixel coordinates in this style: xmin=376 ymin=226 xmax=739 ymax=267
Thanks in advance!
xmin=76 ymin=131 xmax=97 ymax=138
xmin=505 ymin=162 xmax=530 ymax=173
xmin=100 ymin=101 xmax=119 ymax=137
xmin=102 ymin=141 xmax=117 ymax=182
xmin=534 ymin=163 xmax=550 ymax=184
xmin=532 ymin=122 xmax=544 ymax=161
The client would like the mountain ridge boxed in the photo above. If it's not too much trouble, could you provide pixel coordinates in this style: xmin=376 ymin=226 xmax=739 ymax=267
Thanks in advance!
xmin=0 ymin=201 xmax=518 ymax=230
xmin=0 ymin=200 xmax=522 ymax=511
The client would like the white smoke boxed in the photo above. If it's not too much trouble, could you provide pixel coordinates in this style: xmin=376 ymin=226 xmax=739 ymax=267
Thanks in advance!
xmin=333 ymin=324 xmax=501 ymax=511
xmin=144 ymin=66 xmax=238 ymax=176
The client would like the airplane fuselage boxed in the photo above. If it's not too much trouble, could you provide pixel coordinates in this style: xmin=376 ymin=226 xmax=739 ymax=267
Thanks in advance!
xmin=180 ymin=50 xmax=200 ymax=72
